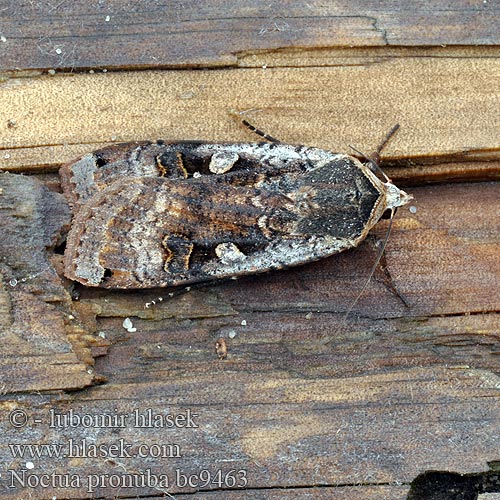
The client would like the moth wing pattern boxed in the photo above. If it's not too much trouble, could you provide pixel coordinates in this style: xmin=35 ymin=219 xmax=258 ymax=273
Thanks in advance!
xmin=60 ymin=141 xmax=152 ymax=211
xmin=61 ymin=145 xmax=409 ymax=289
xmin=59 ymin=141 xmax=347 ymax=211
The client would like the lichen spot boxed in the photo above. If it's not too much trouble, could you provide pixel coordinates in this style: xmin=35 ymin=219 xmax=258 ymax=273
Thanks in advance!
xmin=209 ymin=151 xmax=239 ymax=174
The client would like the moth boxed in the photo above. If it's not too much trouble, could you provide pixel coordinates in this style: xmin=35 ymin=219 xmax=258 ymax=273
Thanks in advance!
xmin=60 ymin=123 xmax=412 ymax=289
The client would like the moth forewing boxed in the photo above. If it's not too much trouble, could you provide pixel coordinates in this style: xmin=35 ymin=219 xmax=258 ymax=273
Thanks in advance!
xmin=61 ymin=142 xmax=412 ymax=289
xmin=60 ymin=141 xmax=350 ymax=213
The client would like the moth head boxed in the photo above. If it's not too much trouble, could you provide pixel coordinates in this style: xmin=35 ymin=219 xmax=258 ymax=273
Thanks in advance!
xmin=384 ymin=181 xmax=413 ymax=210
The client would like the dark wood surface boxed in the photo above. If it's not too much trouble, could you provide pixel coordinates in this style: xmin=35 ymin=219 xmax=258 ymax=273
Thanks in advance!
xmin=0 ymin=1 xmax=498 ymax=72
xmin=0 ymin=2 xmax=499 ymax=499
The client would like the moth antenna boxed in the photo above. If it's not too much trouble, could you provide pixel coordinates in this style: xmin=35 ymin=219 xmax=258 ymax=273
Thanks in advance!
xmin=229 ymin=109 xmax=281 ymax=143
xmin=241 ymin=119 xmax=281 ymax=143
xmin=350 ymin=124 xmax=400 ymax=183
xmin=349 ymin=144 xmax=391 ymax=182
xmin=376 ymin=123 xmax=400 ymax=155
xmin=348 ymin=144 xmax=371 ymax=162
xmin=341 ymin=207 xmax=397 ymax=324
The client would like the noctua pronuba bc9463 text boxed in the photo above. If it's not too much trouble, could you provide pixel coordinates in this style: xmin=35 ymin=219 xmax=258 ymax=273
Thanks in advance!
xmin=60 ymin=131 xmax=412 ymax=289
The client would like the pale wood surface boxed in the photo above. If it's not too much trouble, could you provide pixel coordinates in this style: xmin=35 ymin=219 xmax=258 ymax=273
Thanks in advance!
xmin=0 ymin=2 xmax=499 ymax=499
xmin=1 ymin=59 xmax=500 ymax=174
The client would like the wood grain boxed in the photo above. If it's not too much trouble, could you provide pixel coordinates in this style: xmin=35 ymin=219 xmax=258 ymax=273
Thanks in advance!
xmin=0 ymin=179 xmax=498 ymax=497
xmin=0 ymin=173 xmax=105 ymax=393
xmin=0 ymin=3 xmax=499 ymax=498
xmin=0 ymin=1 xmax=498 ymax=72
xmin=1 ymin=58 xmax=499 ymax=178
xmin=0 ymin=366 xmax=498 ymax=498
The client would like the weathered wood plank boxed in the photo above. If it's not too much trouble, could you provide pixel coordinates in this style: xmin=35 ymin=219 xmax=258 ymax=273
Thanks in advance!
xmin=92 ymin=310 xmax=500 ymax=383
xmin=1 ymin=59 xmax=499 ymax=176
xmin=0 ymin=174 xmax=497 ymax=496
xmin=1 ymin=178 xmax=498 ymax=393
xmin=0 ymin=10 xmax=499 ymax=494
xmin=0 ymin=1 xmax=498 ymax=72
xmin=237 ymin=46 xmax=500 ymax=68
xmin=0 ymin=173 xmax=99 ymax=393
xmin=1 ymin=365 xmax=498 ymax=498
xmin=2 ymin=177 xmax=497 ymax=495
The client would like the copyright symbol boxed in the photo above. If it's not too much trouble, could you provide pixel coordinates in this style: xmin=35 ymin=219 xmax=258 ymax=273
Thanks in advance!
xmin=9 ymin=409 xmax=28 ymax=427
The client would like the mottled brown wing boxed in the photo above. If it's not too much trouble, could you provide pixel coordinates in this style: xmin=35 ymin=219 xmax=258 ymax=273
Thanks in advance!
xmin=59 ymin=141 xmax=346 ymax=213
xmin=63 ymin=157 xmax=383 ymax=289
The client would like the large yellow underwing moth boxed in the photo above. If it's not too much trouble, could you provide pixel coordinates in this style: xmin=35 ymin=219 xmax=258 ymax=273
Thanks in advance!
xmin=60 ymin=128 xmax=412 ymax=289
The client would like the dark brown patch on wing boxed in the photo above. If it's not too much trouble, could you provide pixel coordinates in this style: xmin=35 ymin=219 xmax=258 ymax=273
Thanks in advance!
xmin=297 ymin=157 xmax=381 ymax=239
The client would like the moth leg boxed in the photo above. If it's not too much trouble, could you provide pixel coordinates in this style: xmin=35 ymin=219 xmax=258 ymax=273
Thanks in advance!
xmin=162 ymin=234 xmax=194 ymax=274
xmin=376 ymin=247 xmax=410 ymax=307
xmin=362 ymin=234 xmax=409 ymax=308
xmin=241 ymin=119 xmax=281 ymax=143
